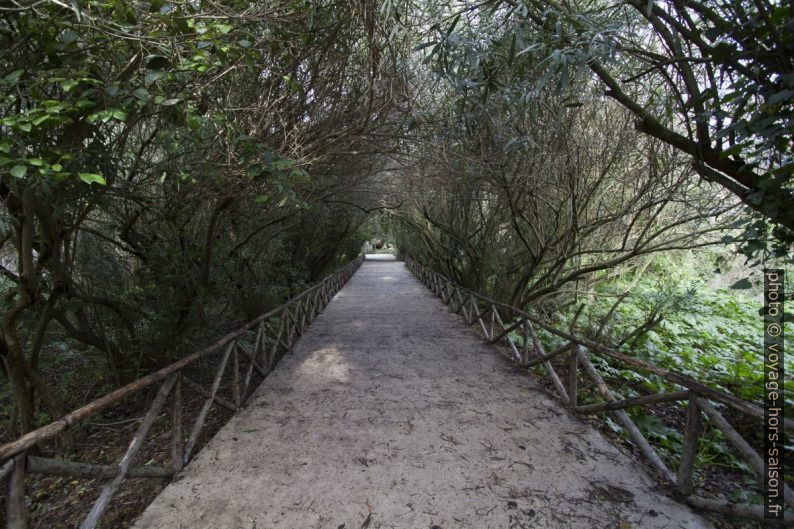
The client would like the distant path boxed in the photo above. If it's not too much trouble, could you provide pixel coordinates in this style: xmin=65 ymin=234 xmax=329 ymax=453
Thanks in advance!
xmin=133 ymin=255 xmax=711 ymax=529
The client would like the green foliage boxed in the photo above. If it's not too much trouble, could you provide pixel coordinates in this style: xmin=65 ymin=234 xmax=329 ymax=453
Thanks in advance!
xmin=525 ymin=249 xmax=793 ymax=482
xmin=0 ymin=0 xmax=399 ymax=439
xmin=420 ymin=0 xmax=794 ymax=260
xmin=595 ymin=278 xmax=793 ymax=410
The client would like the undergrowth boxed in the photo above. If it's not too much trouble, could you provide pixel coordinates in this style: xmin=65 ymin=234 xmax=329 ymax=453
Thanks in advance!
xmin=513 ymin=251 xmax=792 ymax=526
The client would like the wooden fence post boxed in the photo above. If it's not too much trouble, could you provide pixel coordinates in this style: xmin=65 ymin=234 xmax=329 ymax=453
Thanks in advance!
xmin=6 ymin=453 xmax=27 ymax=529
xmin=171 ymin=373 xmax=183 ymax=473
xmin=232 ymin=345 xmax=241 ymax=410
xmin=568 ymin=344 xmax=579 ymax=408
xmin=488 ymin=304 xmax=495 ymax=341
xmin=677 ymin=392 xmax=702 ymax=496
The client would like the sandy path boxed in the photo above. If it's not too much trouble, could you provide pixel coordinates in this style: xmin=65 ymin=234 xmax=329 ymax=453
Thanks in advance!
xmin=133 ymin=255 xmax=711 ymax=529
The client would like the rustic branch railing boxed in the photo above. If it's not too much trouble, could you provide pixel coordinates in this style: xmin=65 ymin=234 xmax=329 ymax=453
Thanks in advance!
xmin=405 ymin=257 xmax=792 ymax=525
xmin=0 ymin=254 xmax=364 ymax=529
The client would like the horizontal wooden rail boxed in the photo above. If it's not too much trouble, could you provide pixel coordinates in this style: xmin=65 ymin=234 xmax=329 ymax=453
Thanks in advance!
xmin=405 ymin=257 xmax=793 ymax=525
xmin=574 ymin=390 xmax=690 ymax=414
xmin=26 ymin=456 xmax=174 ymax=480
xmin=0 ymin=254 xmax=364 ymax=529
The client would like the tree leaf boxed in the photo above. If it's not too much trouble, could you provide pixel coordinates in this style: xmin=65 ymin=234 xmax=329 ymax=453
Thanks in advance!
xmin=2 ymin=70 xmax=23 ymax=85
xmin=10 ymin=165 xmax=27 ymax=178
xmin=109 ymin=109 xmax=127 ymax=121
xmin=145 ymin=71 xmax=164 ymax=83
xmin=60 ymin=79 xmax=79 ymax=92
xmin=766 ymin=90 xmax=794 ymax=107
xmin=70 ymin=0 xmax=82 ymax=22
xmin=413 ymin=41 xmax=437 ymax=52
xmin=78 ymin=172 xmax=107 ymax=185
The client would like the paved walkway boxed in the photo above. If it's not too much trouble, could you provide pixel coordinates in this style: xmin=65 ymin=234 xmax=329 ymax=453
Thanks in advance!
xmin=133 ymin=255 xmax=711 ymax=529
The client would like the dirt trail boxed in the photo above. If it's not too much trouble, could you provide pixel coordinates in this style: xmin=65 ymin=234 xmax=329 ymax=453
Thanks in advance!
xmin=133 ymin=255 xmax=711 ymax=529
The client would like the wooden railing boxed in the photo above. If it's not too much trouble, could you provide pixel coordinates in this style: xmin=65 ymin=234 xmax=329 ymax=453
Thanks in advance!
xmin=0 ymin=254 xmax=364 ymax=529
xmin=406 ymin=257 xmax=792 ymax=525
